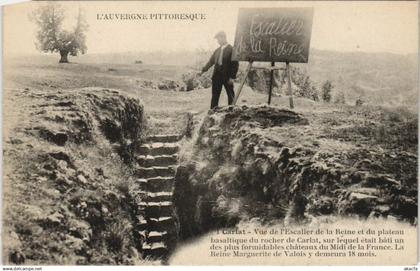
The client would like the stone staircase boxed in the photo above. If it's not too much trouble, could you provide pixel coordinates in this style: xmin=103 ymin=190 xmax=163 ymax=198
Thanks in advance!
xmin=133 ymin=134 xmax=181 ymax=259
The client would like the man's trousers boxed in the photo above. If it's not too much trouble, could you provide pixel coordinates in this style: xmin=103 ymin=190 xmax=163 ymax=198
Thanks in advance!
xmin=210 ymin=77 xmax=235 ymax=109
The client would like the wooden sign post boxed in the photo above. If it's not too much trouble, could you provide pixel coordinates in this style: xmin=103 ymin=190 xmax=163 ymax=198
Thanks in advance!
xmin=233 ymin=61 xmax=253 ymax=105
xmin=268 ymin=61 xmax=275 ymax=105
xmin=286 ymin=62 xmax=294 ymax=109
xmin=231 ymin=7 xmax=313 ymax=109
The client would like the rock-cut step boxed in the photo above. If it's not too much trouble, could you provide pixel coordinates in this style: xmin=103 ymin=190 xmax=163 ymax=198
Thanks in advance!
xmin=136 ymin=154 xmax=178 ymax=167
xmin=149 ymin=216 xmax=174 ymax=232
xmin=139 ymin=201 xmax=173 ymax=217
xmin=134 ymin=191 xmax=173 ymax=202
xmin=136 ymin=177 xmax=174 ymax=192
xmin=146 ymin=191 xmax=173 ymax=202
xmin=138 ymin=142 xmax=179 ymax=156
xmin=146 ymin=134 xmax=182 ymax=143
xmin=135 ymin=166 xmax=176 ymax=178
xmin=134 ymin=133 xmax=181 ymax=260
xmin=148 ymin=231 xmax=168 ymax=242
xmin=142 ymin=241 xmax=167 ymax=258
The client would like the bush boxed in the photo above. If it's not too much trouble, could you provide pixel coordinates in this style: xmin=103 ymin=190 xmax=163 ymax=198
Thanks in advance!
xmin=334 ymin=91 xmax=346 ymax=104
xmin=290 ymin=68 xmax=319 ymax=101
xmin=322 ymin=80 xmax=333 ymax=102
xmin=103 ymin=218 xmax=133 ymax=253
xmin=355 ymin=96 xmax=364 ymax=106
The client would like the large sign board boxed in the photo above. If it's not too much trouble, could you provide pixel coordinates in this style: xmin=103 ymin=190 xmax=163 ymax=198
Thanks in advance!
xmin=232 ymin=8 xmax=314 ymax=63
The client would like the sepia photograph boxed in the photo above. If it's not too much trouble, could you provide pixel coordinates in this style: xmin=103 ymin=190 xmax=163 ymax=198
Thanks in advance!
xmin=1 ymin=0 xmax=418 ymax=267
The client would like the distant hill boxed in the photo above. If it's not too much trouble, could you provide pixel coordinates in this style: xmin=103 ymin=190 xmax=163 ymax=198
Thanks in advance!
xmin=8 ymin=48 xmax=418 ymax=107
xmin=300 ymin=50 xmax=418 ymax=106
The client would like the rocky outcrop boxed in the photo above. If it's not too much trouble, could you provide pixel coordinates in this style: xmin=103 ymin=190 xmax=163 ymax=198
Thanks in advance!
xmin=136 ymin=72 xmax=211 ymax=92
xmin=157 ymin=79 xmax=183 ymax=91
xmin=3 ymin=87 xmax=149 ymax=265
xmin=181 ymin=72 xmax=212 ymax=91
xmin=137 ymin=76 xmax=211 ymax=92
xmin=173 ymin=105 xmax=417 ymax=239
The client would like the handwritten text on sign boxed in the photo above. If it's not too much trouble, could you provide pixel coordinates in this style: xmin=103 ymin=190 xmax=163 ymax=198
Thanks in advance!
xmin=232 ymin=8 xmax=314 ymax=63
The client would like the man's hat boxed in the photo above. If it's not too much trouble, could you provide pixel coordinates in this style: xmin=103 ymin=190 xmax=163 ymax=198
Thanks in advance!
xmin=214 ymin=31 xmax=226 ymax=39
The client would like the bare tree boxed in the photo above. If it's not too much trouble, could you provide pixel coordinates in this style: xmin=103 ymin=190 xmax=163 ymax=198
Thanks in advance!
xmin=30 ymin=4 xmax=88 ymax=63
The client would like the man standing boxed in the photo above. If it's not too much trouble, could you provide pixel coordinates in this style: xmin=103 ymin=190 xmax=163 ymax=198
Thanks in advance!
xmin=200 ymin=31 xmax=239 ymax=109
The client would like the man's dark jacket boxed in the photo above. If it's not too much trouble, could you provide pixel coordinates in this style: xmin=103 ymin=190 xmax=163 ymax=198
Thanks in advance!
xmin=202 ymin=44 xmax=239 ymax=81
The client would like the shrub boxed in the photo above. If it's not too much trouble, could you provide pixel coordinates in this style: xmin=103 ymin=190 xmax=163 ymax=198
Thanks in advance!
xmin=334 ymin=91 xmax=346 ymax=104
xmin=103 ymin=218 xmax=133 ymax=253
xmin=290 ymin=68 xmax=319 ymax=101
xmin=355 ymin=96 xmax=364 ymax=106
xmin=322 ymin=80 xmax=333 ymax=102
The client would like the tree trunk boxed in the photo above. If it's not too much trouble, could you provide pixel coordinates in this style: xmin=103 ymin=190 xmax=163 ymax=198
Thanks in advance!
xmin=59 ymin=50 xmax=69 ymax=63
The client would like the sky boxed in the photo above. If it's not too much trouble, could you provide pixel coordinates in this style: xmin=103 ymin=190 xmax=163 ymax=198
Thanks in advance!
xmin=3 ymin=1 xmax=419 ymax=56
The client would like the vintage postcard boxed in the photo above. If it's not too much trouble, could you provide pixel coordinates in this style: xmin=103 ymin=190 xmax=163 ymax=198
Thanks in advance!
xmin=1 ymin=0 xmax=418 ymax=267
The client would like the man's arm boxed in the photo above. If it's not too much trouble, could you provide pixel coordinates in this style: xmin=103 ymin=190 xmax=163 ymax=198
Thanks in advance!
xmin=201 ymin=51 xmax=216 ymax=73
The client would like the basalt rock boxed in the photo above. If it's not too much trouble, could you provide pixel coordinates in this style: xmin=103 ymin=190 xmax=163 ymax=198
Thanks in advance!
xmin=4 ymin=87 xmax=148 ymax=264
xmin=157 ymin=79 xmax=183 ymax=91
xmin=173 ymin=105 xmax=417 ymax=239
